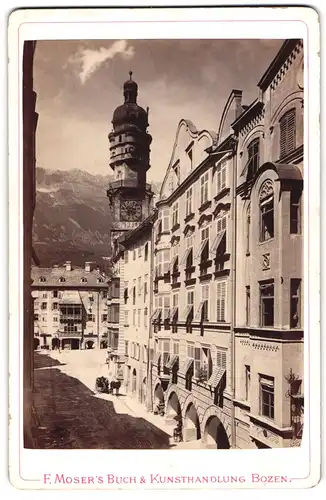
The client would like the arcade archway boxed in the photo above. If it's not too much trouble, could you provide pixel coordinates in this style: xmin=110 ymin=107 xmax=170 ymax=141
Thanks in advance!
xmin=166 ymin=391 xmax=182 ymax=422
xmin=184 ymin=403 xmax=201 ymax=442
xmin=132 ymin=368 xmax=137 ymax=393
xmin=204 ymin=415 xmax=230 ymax=449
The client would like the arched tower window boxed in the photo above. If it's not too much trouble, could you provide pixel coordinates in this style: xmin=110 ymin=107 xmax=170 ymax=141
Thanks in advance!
xmin=280 ymin=108 xmax=296 ymax=158
xmin=259 ymin=180 xmax=274 ymax=242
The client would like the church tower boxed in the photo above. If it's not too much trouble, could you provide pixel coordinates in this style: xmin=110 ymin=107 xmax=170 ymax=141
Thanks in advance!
xmin=107 ymin=72 xmax=154 ymax=243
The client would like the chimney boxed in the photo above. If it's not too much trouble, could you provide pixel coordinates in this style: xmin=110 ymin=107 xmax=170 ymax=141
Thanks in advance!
xmin=85 ymin=261 xmax=91 ymax=272
xmin=65 ymin=261 xmax=71 ymax=271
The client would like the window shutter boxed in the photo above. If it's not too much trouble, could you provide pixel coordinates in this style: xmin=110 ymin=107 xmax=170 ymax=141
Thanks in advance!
xmin=280 ymin=109 xmax=296 ymax=157
xmin=221 ymin=281 xmax=226 ymax=321
xmin=221 ymin=351 xmax=227 ymax=369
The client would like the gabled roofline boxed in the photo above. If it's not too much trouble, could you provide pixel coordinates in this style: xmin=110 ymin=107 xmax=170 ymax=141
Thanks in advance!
xmin=258 ymin=39 xmax=302 ymax=92
xmin=231 ymin=100 xmax=264 ymax=132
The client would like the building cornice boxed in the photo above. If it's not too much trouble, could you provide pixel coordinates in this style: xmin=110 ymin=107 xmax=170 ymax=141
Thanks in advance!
xmin=258 ymin=39 xmax=302 ymax=92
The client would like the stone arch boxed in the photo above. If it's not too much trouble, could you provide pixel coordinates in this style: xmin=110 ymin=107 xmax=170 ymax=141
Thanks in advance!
xmin=181 ymin=392 xmax=201 ymax=420
xmin=152 ymin=378 xmax=165 ymax=405
xmin=85 ymin=340 xmax=94 ymax=350
xmin=240 ymin=124 xmax=264 ymax=154
xmin=200 ymin=405 xmax=232 ymax=444
xmin=270 ymin=91 xmax=303 ymax=125
xmin=259 ymin=179 xmax=274 ymax=201
xmin=183 ymin=402 xmax=201 ymax=442
xmin=166 ymin=390 xmax=182 ymax=421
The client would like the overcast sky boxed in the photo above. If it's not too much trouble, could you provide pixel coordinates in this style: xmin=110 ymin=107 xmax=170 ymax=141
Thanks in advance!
xmin=34 ymin=38 xmax=284 ymax=183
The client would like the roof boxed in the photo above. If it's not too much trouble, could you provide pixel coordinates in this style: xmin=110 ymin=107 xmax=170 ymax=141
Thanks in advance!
xmin=254 ymin=162 xmax=303 ymax=183
xmin=31 ymin=266 xmax=108 ymax=288
xmin=258 ymin=40 xmax=302 ymax=91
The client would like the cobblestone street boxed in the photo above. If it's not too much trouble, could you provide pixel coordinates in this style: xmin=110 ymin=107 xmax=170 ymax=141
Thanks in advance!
xmin=31 ymin=350 xmax=176 ymax=449
xmin=31 ymin=350 xmax=204 ymax=450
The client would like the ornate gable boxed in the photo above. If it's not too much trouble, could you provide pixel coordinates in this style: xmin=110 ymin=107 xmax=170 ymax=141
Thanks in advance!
xmin=160 ymin=119 xmax=215 ymax=201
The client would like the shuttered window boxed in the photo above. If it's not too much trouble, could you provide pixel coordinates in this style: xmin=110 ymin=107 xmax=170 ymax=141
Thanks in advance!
xmin=280 ymin=108 xmax=296 ymax=158
xmin=216 ymin=349 xmax=227 ymax=369
xmin=216 ymin=281 xmax=226 ymax=322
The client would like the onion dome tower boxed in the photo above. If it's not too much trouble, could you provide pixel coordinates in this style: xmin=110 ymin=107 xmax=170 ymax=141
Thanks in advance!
xmin=107 ymin=72 xmax=154 ymax=241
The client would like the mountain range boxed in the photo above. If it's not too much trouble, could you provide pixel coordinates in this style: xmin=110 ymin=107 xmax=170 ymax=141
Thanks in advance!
xmin=33 ymin=167 xmax=161 ymax=270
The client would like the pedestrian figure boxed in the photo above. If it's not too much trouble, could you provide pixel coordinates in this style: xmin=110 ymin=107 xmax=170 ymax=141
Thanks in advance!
xmin=111 ymin=376 xmax=121 ymax=396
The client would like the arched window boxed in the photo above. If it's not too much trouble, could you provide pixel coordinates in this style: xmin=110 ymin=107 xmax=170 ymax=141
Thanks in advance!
xmin=39 ymin=276 xmax=46 ymax=283
xmin=246 ymin=204 xmax=251 ymax=255
xmin=280 ymin=108 xmax=296 ymax=158
xmin=259 ymin=180 xmax=274 ymax=242
xmin=59 ymin=277 xmax=65 ymax=283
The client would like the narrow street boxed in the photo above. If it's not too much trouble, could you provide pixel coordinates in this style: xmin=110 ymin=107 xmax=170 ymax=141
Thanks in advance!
xmin=31 ymin=350 xmax=194 ymax=450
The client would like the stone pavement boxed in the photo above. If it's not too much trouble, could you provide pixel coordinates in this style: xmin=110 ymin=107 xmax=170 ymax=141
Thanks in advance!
xmin=31 ymin=350 xmax=171 ymax=449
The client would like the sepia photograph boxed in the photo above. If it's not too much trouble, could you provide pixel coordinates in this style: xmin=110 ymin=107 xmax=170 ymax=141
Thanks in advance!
xmin=24 ymin=36 xmax=304 ymax=451
xmin=9 ymin=5 xmax=320 ymax=491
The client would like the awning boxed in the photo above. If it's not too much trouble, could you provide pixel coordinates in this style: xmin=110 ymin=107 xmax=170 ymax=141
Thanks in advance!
xmin=180 ymin=247 xmax=192 ymax=266
xmin=240 ymin=157 xmax=251 ymax=178
xmin=210 ymin=230 xmax=226 ymax=255
xmin=183 ymin=305 xmax=194 ymax=322
xmin=195 ymin=239 xmax=208 ymax=261
xmin=179 ymin=357 xmax=194 ymax=376
xmin=207 ymin=367 xmax=226 ymax=388
xmin=171 ymin=307 xmax=178 ymax=323
xmin=166 ymin=354 xmax=179 ymax=370
xmin=193 ymin=301 xmax=204 ymax=322
xmin=151 ymin=308 xmax=162 ymax=322
xmin=163 ymin=308 xmax=170 ymax=321
xmin=170 ymin=255 xmax=179 ymax=273
xmin=153 ymin=351 xmax=161 ymax=366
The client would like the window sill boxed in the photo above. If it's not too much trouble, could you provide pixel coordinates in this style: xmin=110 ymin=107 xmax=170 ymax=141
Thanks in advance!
xmin=199 ymin=273 xmax=212 ymax=282
xmin=184 ymin=213 xmax=195 ymax=223
xmin=258 ymin=238 xmax=274 ymax=245
xmin=199 ymin=259 xmax=212 ymax=269
xmin=249 ymin=413 xmax=292 ymax=434
xmin=185 ymin=278 xmax=196 ymax=287
xmin=214 ymin=187 xmax=230 ymax=202
xmin=213 ymin=269 xmax=230 ymax=278
xmin=233 ymin=399 xmax=251 ymax=410
xmin=171 ymin=223 xmax=180 ymax=232
xmin=198 ymin=200 xmax=212 ymax=213
xmin=171 ymin=282 xmax=181 ymax=290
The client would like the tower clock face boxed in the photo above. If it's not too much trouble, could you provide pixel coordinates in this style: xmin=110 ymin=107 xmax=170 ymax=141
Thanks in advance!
xmin=120 ymin=200 xmax=142 ymax=221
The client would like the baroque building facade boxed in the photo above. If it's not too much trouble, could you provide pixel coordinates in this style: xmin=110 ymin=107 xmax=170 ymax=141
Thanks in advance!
xmin=32 ymin=262 xmax=109 ymax=351
xmin=108 ymin=39 xmax=304 ymax=449
xmin=233 ymin=39 xmax=304 ymax=448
